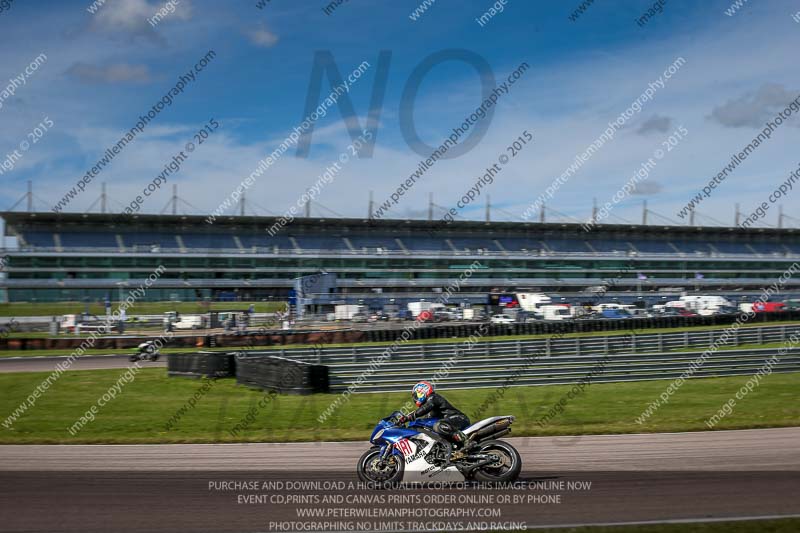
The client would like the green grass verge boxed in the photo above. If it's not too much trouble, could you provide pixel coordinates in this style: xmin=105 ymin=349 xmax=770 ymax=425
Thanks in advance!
xmin=0 ymin=300 xmax=287 ymax=317
xmin=3 ymin=320 xmax=799 ymax=358
xmin=513 ymin=517 xmax=800 ymax=533
xmin=1 ymin=368 xmax=798 ymax=444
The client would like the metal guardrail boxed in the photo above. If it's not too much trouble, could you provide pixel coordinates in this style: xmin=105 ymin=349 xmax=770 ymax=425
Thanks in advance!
xmin=235 ymin=324 xmax=800 ymax=393
xmin=331 ymin=349 xmax=800 ymax=393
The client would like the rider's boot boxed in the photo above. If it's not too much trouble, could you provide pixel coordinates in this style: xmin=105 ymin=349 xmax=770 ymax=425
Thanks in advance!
xmin=448 ymin=431 xmax=469 ymax=461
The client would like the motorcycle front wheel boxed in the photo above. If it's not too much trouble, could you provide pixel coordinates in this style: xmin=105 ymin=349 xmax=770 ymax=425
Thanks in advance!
xmin=356 ymin=446 xmax=404 ymax=488
xmin=472 ymin=440 xmax=522 ymax=483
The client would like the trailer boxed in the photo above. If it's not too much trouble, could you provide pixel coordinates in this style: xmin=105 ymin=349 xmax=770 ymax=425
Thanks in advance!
xmin=334 ymin=304 xmax=365 ymax=320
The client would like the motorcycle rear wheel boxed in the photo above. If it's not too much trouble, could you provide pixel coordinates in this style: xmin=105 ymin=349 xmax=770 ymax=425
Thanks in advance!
xmin=472 ymin=440 xmax=522 ymax=483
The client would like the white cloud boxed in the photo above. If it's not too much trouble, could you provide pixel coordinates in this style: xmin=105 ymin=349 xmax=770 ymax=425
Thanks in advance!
xmin=244 ymin=24 xmax=279 ymax=48
xmin=708 ymin=83 xmax=800 ymax=128
xmin=89 ymin=0 xmax=193 ymax=43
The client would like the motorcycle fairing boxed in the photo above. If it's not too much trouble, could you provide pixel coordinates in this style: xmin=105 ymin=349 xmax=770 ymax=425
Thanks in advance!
xmin=394 ymin=433 xmax=465 ymax=483
xmin=379 ymin=427 xmax=419 ymax=443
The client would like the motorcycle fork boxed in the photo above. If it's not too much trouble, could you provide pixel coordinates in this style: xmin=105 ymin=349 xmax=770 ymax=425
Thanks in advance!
xmin=378 ymin=443 xmax=394 ymax=467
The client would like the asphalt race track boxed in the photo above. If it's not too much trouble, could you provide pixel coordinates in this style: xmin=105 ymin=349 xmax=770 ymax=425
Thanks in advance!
xmin=1 ymin=427 xmax=799 ymax=532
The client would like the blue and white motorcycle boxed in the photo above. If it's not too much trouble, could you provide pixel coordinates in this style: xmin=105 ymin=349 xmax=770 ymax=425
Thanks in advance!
xmin=357 ymin=411 xmax=521 ymax=485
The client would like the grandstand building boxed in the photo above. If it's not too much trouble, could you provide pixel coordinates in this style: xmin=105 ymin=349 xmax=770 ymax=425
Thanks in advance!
xmin=1 ymin=211 xmax=800 ymax=304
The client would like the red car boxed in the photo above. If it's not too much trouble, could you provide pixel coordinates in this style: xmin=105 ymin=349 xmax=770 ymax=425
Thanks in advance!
xmin=416 ymin=310 xmax=434 ymax=322
xmin=752 ymin=302 xmax=786 ymax=313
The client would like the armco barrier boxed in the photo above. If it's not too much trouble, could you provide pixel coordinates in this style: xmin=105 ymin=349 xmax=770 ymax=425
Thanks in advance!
xmin=329 ymin=348 xmax=800 ymax=393
xmin=235 ymin=355 xmax=329 ymax=394
xmin=165 ymin=323 xmax=800 ymax=393
xmin=167 ymin=351 xmax=236 ymax=378
xmin=238 ymin=323 xmax=800 ymax=367
xmin=231 ymin=323 xmax=800 ymax=393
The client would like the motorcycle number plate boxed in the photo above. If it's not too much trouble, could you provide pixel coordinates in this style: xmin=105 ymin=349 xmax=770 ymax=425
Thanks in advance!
xmin=395 ymin=438 xmax=414 ymax=458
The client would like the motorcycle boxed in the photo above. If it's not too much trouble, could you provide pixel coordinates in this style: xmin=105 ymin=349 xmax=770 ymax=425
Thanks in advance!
xmin=129 ymin=341 xmax=160 ymax=362
xmin=357 ymin=411 xmax=521 ymax=486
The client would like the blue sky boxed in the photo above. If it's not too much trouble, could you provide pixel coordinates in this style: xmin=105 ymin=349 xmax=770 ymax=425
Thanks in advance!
xmin=1 ymin=0 xmax=799 ymax=227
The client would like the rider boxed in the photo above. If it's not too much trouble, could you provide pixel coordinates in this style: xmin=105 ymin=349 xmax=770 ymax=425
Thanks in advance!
xmin=397 ymin=381 xmax=471 ymax=451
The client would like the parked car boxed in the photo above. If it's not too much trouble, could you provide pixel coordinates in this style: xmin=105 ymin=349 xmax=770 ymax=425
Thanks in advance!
xmin=351 ymin=313 xmax=368 ymax=323
xmin=753 ymin=301 xmax=786 ymax=313
xmin=163 ymin=311 xmax=179 ymax=328
xmin=515 ymin=311 xmax=540 ymax=323
xmin=433 ymin=310 xmax=455 ymax=322
xmin=600 ymin=309 xmax=632 ymax=319
xmin=783 ymin=299 xmax=800 ymax=311
xmin=174 ymin=314 xmax=204 ymax=330
xmin=416 ymin=310 xmax=435 ymax=322
xmin=490 ymin=314 xmax=515 ymax=324
xmin=658 ymin=307 xmax=695 ymax=317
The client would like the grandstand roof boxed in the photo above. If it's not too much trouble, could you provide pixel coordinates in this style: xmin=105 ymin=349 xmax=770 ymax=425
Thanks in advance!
xmin=2 ymin=211 xmax=798 ymax=239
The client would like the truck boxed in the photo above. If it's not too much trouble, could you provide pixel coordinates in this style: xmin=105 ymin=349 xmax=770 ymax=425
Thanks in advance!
xmin=516 ymin=293 xmax=552 ymax=312
xmin=407 ymin=301 xmax=435 ymax=318
xmin=334 ymin=304 xmax=365 ymax=320
xmin=679 ymin=295 xmax=734 ymax=316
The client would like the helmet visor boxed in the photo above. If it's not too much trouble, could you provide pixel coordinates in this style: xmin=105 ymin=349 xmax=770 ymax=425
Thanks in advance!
xmin=412 ymin=383 xmax=430 ymax=405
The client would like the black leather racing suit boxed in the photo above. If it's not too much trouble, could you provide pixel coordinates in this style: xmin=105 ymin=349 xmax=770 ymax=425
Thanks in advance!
xmin=407 ymin=393 xmax=470 ymax=443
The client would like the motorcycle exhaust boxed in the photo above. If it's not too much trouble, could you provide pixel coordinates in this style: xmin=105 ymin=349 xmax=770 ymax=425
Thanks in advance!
xmin=470 ymin=419 xmax=513 ymax=441
xmin=476 ymin=428 xmax=510 ymax=442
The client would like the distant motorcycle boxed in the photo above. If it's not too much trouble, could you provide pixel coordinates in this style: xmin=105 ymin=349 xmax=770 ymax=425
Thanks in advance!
xmin=129 ymin=341 xmax=159 ymax=362
xmin=357 ymin=411 xmax=521 ymax=486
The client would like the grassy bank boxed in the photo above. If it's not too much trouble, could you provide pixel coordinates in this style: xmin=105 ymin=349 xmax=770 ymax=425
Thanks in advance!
xmin=1 ymin=369 xmax=798 ymax=444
